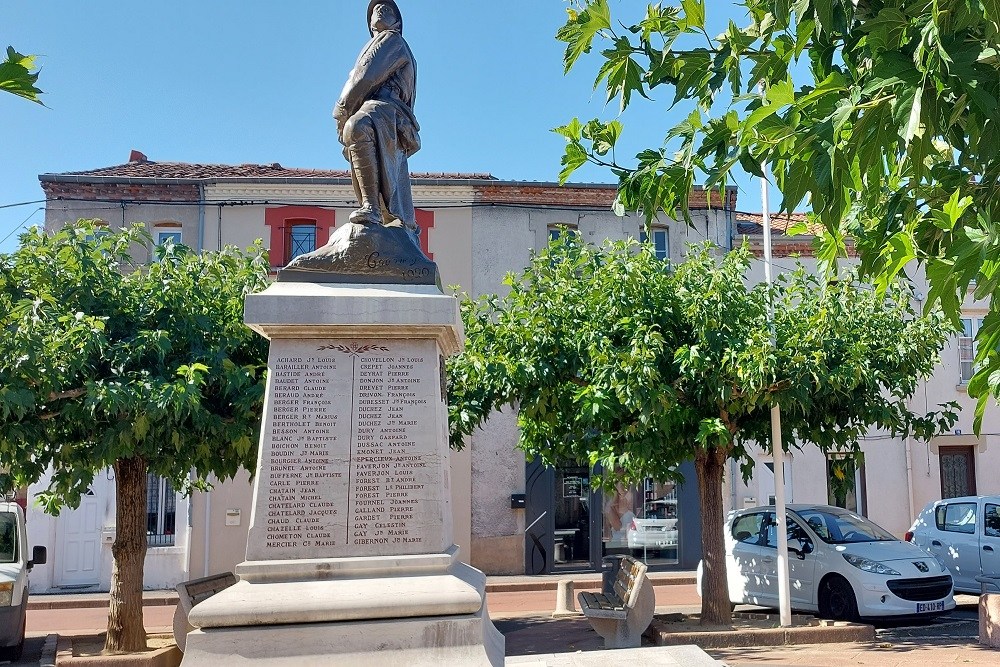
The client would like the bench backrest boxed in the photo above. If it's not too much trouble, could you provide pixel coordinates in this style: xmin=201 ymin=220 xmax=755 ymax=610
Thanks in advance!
xmin=176 ymin=572 xmax=238 ymax=614
xmin=610 ymin=555 xmax=648 ymax=609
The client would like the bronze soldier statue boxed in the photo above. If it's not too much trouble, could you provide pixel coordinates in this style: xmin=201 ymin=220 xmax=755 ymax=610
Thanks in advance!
xmin=279 ymin=1 xmax=438 ymax=285
xmin=334 ymin=0 xmax=420 ymax=237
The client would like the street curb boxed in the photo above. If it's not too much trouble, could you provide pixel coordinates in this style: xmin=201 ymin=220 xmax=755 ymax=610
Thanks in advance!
xmin=485 ymin=576 xmax=696 ymax=593
xmin=28 ymin=577 xmax=695 ymax=605
xmin=39 ymin=634 xmax=58 ymax=667
xmin=28 ymin=596 xmax=179 ymax=611
xmin=647 ymin=618 xmax=875 ymax=649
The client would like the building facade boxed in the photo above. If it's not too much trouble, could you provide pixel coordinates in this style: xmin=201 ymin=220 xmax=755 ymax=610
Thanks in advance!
xmin=26 ymin=154 xmax=998 ymax=592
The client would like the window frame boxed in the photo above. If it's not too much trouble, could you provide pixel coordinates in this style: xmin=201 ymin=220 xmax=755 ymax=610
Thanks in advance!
xmin=985 ymin=504 xmax=1000 ymax=538
xmin=639 ymin=226 xmax=669 ymax=261
xmin=935 ymin=501 xmax=978 ymax=534
xmin=146 ymin=474 xmax=176 ymax=547
xmin=285 ymin=221 xmax=318 ymax=264
xmin=959 ymin=317 xmax=984 ymax=384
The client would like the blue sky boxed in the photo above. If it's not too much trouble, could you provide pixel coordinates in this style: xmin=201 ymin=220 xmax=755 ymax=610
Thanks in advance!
xmin=2 ymin=1 xmax=762 ymax=254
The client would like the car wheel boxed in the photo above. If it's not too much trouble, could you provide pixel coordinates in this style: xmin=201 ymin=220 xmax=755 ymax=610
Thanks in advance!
xmin=819 ymin=575 xmax=859 ymax=622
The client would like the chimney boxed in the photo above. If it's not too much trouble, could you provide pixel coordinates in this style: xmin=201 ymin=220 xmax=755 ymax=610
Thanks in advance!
xmin=129 ymin=150 xmax=148 ymax=163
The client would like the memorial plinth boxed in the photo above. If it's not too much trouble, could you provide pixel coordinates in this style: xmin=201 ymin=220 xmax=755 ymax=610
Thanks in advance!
xmin=182 ymin=282 xmax=503 ymax=666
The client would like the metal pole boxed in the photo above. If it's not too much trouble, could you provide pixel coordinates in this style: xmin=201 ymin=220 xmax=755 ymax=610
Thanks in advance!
xmin=760 ymin=162 xmax=793 ymax=628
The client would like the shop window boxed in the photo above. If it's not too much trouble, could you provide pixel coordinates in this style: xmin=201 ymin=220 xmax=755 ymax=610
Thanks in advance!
xmin=639 ymin=227 xmax=669 ymax=260
xmin=939 ymin=446 xmax=977 ymax=498
xmin=602 ymin=479 xmax=679 ymax=565
xmin=147 ymin=474 xmax=176 ymax=547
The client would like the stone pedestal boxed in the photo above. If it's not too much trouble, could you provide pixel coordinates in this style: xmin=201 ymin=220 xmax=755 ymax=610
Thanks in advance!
xmin=182 ymin=283 xmax=503 ymax=666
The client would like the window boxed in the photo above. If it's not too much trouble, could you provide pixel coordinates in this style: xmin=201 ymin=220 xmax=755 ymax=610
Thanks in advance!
xmin=959 ymin=317 xmax=984 ymax=383
xmin=639 ymin=227 xmax=669 ymax=260
xmin=287 ymin=223 xmax=317 ymax=263
xmin=732 ymin=512 xmax=765 ymax=544
xmin=548 ymin=224 xmax=578 ymax=242
xmin=935 ymin=502 xmax=977 ymax=534
xmin=156 ymin=230 xmax=182 ymax=246
xmin=147 ymin=474 xmax=176 ymax=547
xmin=794 ymin=507 xmax=895 ymax=544
xmin=761 ymin=513 xmax=812 ymax=550
xmin=826 ymin=455 xmax=864 ymax=513
xmin=986 ymin=504 xmax=1000 ymax=538
xmin=939 ymin=446 xmax=977 ymax=498
xmin=0 ymin=512 xmax=16 ymax=564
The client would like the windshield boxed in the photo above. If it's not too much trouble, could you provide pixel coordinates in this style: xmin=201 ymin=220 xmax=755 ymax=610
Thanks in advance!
xmin=0 ymin=512 xmax=16 ymax=563
xmin=794 ymin=507 xmax=896 ymax=544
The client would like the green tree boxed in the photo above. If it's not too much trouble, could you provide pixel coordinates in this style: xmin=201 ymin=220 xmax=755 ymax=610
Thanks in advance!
xmin=0 ymin=222 xmax=269 ymax=652
xmin=448 ymin=236 xmax=954 ymax=625
xmin=555 ymin=0 xmax=1000 ymax=425
xmin=1 ymin=46 xmax=43 ymax=103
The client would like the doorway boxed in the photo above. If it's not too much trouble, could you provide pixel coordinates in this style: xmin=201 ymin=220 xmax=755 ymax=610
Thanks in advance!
xmin=56 ymin=483 xmax=102 ymax=587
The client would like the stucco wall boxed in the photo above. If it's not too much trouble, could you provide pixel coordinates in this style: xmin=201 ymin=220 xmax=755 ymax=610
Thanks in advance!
xmin=27 ymin=468 xmax=190 ymax=593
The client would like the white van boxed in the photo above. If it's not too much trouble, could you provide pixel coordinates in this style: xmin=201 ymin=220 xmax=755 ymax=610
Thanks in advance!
xmin=0 ymin=500 xmax=46 ymax=661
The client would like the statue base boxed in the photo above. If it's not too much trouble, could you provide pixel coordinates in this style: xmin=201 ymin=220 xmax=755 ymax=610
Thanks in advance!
xmin=182 ymin=548 xmax=504 ymax=666
xmin=278 ymin=222 xmax=440 ymax=287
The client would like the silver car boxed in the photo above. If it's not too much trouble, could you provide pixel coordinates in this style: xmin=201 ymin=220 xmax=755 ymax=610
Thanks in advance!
xmin=907 ymin=495 xmax=1000 ymax=593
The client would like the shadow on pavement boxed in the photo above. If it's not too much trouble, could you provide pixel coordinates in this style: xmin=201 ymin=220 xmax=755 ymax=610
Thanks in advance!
xmin=0 ymin=634 xmax=44 ymax=667
xmin=496 ymin=615 xmax=655 ymax=656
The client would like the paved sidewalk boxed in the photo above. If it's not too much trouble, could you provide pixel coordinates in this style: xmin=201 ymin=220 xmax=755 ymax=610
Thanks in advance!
xmin=22 ymin=581 xmax=998 ymax=665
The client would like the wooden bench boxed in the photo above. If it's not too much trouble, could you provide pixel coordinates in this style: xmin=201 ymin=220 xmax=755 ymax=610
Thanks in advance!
xmin=173 ymin=572 xmax=238 ymax=652
xmin=977 ymin=575 xmax=1000 ymax=649
xmin=578 ymin=555 xmax=654 ymax=649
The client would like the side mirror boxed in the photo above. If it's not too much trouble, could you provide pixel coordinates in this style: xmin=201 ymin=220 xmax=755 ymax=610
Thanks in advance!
xmin=790 ymin=546 xmax=806 ymax=560
xmin=28 ymin=545 xmax=47 ymax=569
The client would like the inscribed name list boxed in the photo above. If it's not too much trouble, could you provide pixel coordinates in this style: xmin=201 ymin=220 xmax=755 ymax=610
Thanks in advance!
xmin=248 ymin=338 xmax=445 ymax=561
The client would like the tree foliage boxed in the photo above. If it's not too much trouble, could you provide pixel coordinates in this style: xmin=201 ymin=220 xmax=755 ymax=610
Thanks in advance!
xmin=555 ymin=0 xmax=1000 ymax=426
xmin=1 ymin=46 xmax=43 ymax=104
xmin=448 ymin=235 xmax=955 ymax=623
xmin=0 ymin=222 xmax=269 ymax=650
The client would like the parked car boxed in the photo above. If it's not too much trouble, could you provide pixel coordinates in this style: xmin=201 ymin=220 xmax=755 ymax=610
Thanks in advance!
xmin=699 ymin=504 xmax=955 ymax=621
xmin=0 ymin=499 xmax=47 ymax=661
xmin=906 ymin=495 xmax=1000 ymax=593
xmin=626 ymin=498 xmax=678 ymax=550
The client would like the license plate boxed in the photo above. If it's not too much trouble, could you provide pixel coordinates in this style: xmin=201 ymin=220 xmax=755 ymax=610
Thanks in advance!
xmin=917 ymin=601 xmax=944 ymax=613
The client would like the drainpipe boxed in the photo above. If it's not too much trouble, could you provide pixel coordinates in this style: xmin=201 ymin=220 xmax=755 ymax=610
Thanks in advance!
xmin=217 ymin=206 xmax=223 ymax=251
xmin=203 ymin=485 xmax=212 ymax=577
xmin=904 ymin=436 xmax=916 ymax=525
xmin=197 ymin=184 xmax=206 ymax=252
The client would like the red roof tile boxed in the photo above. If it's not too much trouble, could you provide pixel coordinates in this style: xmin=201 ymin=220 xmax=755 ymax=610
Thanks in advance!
xmin=736 ymin=212 xmax=824 ymax=236
xmin=47 ymin=161 xmax=495 ymax=181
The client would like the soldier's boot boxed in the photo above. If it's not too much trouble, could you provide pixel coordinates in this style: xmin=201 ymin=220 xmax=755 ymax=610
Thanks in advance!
xmin=348 ymin=142 xmax=384 ymax=226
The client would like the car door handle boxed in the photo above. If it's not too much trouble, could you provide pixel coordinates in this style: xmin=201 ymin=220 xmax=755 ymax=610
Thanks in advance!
xmin=985 ymin=545 xmax=995 ymax=552
xmin=932 ymin=540 xmax=942 ymax=547
xmin=762 ymin=557 xmax=774 ymax=563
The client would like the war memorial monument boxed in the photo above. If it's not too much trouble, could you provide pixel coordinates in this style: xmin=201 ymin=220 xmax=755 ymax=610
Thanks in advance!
xmin=180 ymin=2 xmax=504 ymax=664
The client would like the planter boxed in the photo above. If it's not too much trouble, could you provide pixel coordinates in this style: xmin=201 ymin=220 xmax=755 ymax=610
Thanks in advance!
xmin=56 ymin=634 xmax=181 ymax=667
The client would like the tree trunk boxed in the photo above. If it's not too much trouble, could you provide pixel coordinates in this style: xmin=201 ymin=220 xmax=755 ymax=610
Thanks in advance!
xmin=105 ymin=456 xmax=149 ymax=653
xmin=696 ymin=446 xmax=732 ymax=626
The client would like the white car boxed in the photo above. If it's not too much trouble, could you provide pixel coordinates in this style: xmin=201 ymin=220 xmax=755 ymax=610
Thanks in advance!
xmin=626 ymin=499 xmax=679 ymax=550
xmin=703 ymin=504 xmax=955 ymax=620
xmin=1 ymin=500 xmax=46 ymax=661
xmin=906 ymin=495 xmax=1000 ymax=593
